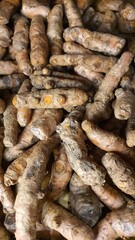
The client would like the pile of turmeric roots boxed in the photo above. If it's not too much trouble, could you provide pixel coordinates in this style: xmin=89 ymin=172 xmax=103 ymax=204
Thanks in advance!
xmin=0 ymin=0 xmax=135 ymax=239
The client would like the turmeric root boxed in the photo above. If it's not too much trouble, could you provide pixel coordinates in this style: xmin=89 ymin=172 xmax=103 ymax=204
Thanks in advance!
xmin=30 ymin=74 xmax=91 ymax=90
xmin=95 ymin=0 xmax=124 ymax=13
xmin=63 ymin=27 xmax=125 ymax=56
xmin=120 ymin=75 xmax=135 ymax=93
xmin=95 ymin=201 xmax=135 ymax=240
xmin=112 ymin=88 xmax=135 ymax=120
xmin=76 ymin=0 xmax=93 ymax=13
xmin=42 ymin=201 xmax=94 ymax=240
xmin=70 ymin=173 xmax=102 ymax=227
xmin=12 ymin=15 xmax=32 ymax=76
xmin=3 ymin=109 xmax=43 ymax=161
xmin=63 ymin=41 xmax=92 ymax=54
xmin=21 ymin=0 xmax=50 ymax=19
xmin=0 ymin=99 xmax=5 ymax=114
xmin=102 ymin=152 xmax=135 ymax=197
xmin=97 ymin=10 xmax=117 ymax=33
xmin=82 ymin=120 xmax=135 ymax=166
xmin=91 ymin=183 xmax=126 ymax=210
xmin=120 ymin=3 xmax=135 ymax=21
xmin=126 ymin=110 xmax=135 ymax=147
xmin=0 ymin=61 xmax=19 ymax=75
xmin=63 ymin=0 xmax=83 ymax=27
xmin=56 ymin=109 xmax=106 ymax=186
xmin=30 ymin=109 xmax=63 ymax=140
xmin=3 ymin=101 xmax=18 ymax=147
xmin=0 ymin=74 xmax=25 ymax=89
xmin=50 ymin=54 xmax=117 ymax=73
xmin=74 ymin=64 xmax=104 ymax=87
xmin=17 ymin=79 xmax=32 ymax=127
xmin=82 ymin=6 xmax=95 ymax=26
xmin=46 ymin=146 xmax=72 ymax=200
xmin=47 ymin=4 xmax=63 ymax=55
xmin=30 ymin=15 xmax=49 ymax=70
xmin=0 ymin=25 xmax=10 ymax=48
xmin=0 ymin=0 xmax=20 ymax=24
xmin=0 ymin=47 xmax=6 ymax=60
xmin=117 ymin=15 xmax=135 ymax=33
xmin=85 ymin=51 xmax=133 ymax=122
xmin=12 ymin=88 xmax=88 ymax=110
xmin=14 ymin=134 xmax=60 ymax=240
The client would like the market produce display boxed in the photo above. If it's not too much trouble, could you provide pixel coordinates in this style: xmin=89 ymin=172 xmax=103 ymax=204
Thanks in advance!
xmin=0 ymin=0 xmax=135 ymax=239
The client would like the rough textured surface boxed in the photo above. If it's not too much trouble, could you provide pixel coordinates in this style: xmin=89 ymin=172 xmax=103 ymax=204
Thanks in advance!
xmin=42 ymin=201 xmax=94 ymax=240
xmin=63 ymin=27 xmax=125 ymax=56
xmin=12 ymin=88 xmax=88 ymax=110
xmin=0 ymin=0 xmax=20 ymax=24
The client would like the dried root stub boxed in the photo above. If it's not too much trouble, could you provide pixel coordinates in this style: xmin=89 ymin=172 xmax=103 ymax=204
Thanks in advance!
xmin=12 ymin=15 xmax=32 ymax=76
xmin=42 ymin=201 xmax=94 ymax=240
xmin=14 ymin=134 xmax=60 ymax=240
xmin=30 ymin=109 xmax=63 ymax=140
xmin=46 ymin=145 xmax=72 ymax=200
xmin=30 ymin=15 xmax=49 ymax=70
xmin=63 ymin=27 xmax=125 ymax=56
xmin=85 ymin=51 xmax=133 ymax=122
xmin=21 ymin=0 xmax=50 ymax=19
xmin=63 ymin=0 xmax=83 ymax=27
xmin=12 ymin=88 xmax=88 ymax=110
xmin=70 ymin=173 xmax=102 ymax=227
xmin=102 ymin=153 xmax=135 ymax=198
xmin=95 ymin=201 xmax=135 ymax=240
xmin=0 ymin=0 xmax=21 ymax=24
xmin=47 ymin=4 xmax=63 ymax=55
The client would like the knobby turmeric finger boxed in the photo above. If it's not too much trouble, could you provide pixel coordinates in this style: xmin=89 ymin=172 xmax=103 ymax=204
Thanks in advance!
xmin=85 ymin=51 xmax=133 ymax=122
xmin=0 ymin=0 xmax=21 ymax=24
xmin=47 ymin=4 xmax=63 ymax=55
xmin=42 ymin=201 xmax=94 ymax=240
xmin=0 ymin=74 xmax=25 ymax=89
xmin=95 ymin=0 xmax=124 ymax=13
xmin=21 ymin=0 xmax=50 ymax=19
xmin=63 ymin=27 xmax=125 ymax=56
xmin=0 ymin=61 xmax=19 ymax=75
xmin=0 ymin=25 xmax=10 ymax=48
xmin=63 ymin=41 xmax=92 ymax=54
xmin=30 ymin=15 xmax=49 ymax=70
xmin=63 ymin=0 xmax=83 ymax=27
xmin=12 ymin=88 xmax=88 ymax=110
xmin=120 ymin=3 xmax=135 ymax=21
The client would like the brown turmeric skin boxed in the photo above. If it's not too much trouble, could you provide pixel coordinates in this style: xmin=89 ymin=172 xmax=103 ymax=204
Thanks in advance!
xmin=50 ymin=54 xmax=117 ymax=73
xmin=42 ymin=201 xmax=94 ymax=240
xmin=17 ymin=79 xmax=32 ymax=127
xmin=76 ymin=0 xmax=93 ymax=13
xmin=85 ymin=51 xmax=133 ymax=122
xmin=0 ymin=99 xmax=5 ymax=114
xmin=70 ymin=173 xmax=102 ymax=227
xmin=12 ymin=88 xmax=88 ymax=110
xmin=82 ymin=120 xmax=135 ymax=167
xmin=63 ymin=0 xmax=83 ymax=27
xmin=12 ymin=15 xmax=32 ymax=76
xmin=97 ymin=10 xmax=117 ymax=33
xmin=0 ymin=74 xmax=25 ymax=89
xmin=102 ymin=153 xmax=135 ymax=197
xmin=3 ymin=101 xmax=18 ymax=147
xmin=30 ymin=109 xmax=63 ymax=140
xmin=0 ymin=0 xmax=21 ymax=24
xmin=63 ymin=27 xmax=125 ymax=56
xmin=14 ymin=134 xmax=60 ymax=240
xmin=117 ymin=15 xmax=135 ymax=33
xmin=0 ymin=61 xmax=19 ymax=75
xmin=95 ymin=0 xmax=124 ymax=13
xmin=95 ymin=201 xmax=135 ymax=240
xmin=112 ymin=88 xmax=135 ymax=120
xmin=0 ymin=25 xmax=10 ymax=48
xmin=120 ymin=3 xmax=135 ymax=21
xmin=0 ymin=47 xmax=6 ymax=60
xmin=47 ymin=4 xmax=63 ymax=55
xmin=126 ymin=110 xmax=135 ymax=147
xmin=63 ymin=41 xmax=92 ymax=54
xmin=3 ymin=109 xmax=43 ymax=161
xmin=21 ymin=0 xmax=50 ymax=20
xmin=46 ymin=146 xmax=72 ymax=200
xmin=30 ymin=15 xmax=49 ymax=70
